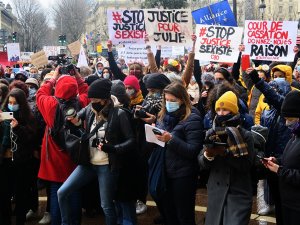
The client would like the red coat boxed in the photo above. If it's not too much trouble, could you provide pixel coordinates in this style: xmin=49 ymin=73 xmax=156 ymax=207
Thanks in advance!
xmin=36 ymin=76 xmax=89 ymax=182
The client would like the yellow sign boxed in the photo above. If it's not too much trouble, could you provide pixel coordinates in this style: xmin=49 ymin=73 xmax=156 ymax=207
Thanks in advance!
xmin=97 ymin=45 xmax=102 ymax=53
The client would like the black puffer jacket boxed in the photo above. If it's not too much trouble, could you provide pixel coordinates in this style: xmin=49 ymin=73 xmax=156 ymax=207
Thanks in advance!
xmin=156 ymin=107 xmax=203 ymax=178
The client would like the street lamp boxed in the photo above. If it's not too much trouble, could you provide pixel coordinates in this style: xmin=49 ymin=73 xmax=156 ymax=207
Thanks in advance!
xmin=259 ymin=0 xmax=266 ymax=20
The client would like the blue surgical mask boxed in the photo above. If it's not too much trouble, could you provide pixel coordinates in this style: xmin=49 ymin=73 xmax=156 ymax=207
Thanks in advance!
xmin=274 ymin=77 xmax=285 ymax=82
xmin=29 ymin=87 xmax=37 ymax=97
xmin=165 ymin=101 xmax=180 ymax=113
xmin=126 ymin=89 xmax=135 ymax=96
xmin=98 ymin=69 xmax=102 ymax=74
xmin=296 ymin=66 xmax=300 ymax=72
xmin=8 ymin=104 xmax=19 ymax=112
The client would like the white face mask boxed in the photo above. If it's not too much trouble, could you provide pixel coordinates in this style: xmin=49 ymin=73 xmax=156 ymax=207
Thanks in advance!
xmin=126 ymin=89 xmax=135 ymax=96
xmin=103 ymin=73 xmax=110 ymax=79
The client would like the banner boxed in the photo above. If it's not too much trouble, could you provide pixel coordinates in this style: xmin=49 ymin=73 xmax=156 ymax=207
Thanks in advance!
xmin=77 ymin=45 xmax=88 ymax=67
xmin=107 ymin=9 xmax=146 ymax=45
xmin=192 ymin=0 xmax=237 ymax=26
xmin=244 ymin=20 xmax=298 ymax=62
xmin=30 ymin=50 xmax=48 ymax=67
xmin=194 ymin=25 xmax=243 ymax=62
xmin=117 ymin=45 xmax=148 ymax=65
xmin=7 ymin=43 xmax=21 ymax=62
xmin=144 ymin=9 xmax=193 ymax=46
xmin=172 ymin=46 xmax=185 ymax=56
xmin=68 ymin=40 xmax=81 ymax=56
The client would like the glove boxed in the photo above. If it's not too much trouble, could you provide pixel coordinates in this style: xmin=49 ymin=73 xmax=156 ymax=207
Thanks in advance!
xmin=101 ymin=143 xmax=116 ymax=153
xmin=249 ymin=69 xmax=261 ymax=84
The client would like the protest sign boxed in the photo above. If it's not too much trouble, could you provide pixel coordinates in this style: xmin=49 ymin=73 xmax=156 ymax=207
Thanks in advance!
xmin=244 ymin=20 xmax=298 ymax=62
xmin=43 ymin=46 xmax=60 ymax=57
xmin=192 ymin=0 xmax=237 ymax=26
xmin=30 ymin=50 xmax=48 ymax=67
xmin=194 ymin=25 xmax=243 ymax=62
xmin=7 ymin=43 xmax=21 ymax=62
xmin=20 ymin=52 xmax=34 ymax=62
xmin=172 ymin=46 xmax=185 ymax=56
xmin=68 ymin=40 xmax=81 ymax=56
xmin=107 ymin=9 xmax=146 ymax=45
xmin=77 ymin=45 xmax=88 ymax=67
xmin=161 ymin=46 xmax=172 ymax=58
xmin=118 ymin=45 xmax=148 ymax=65
xmin=144 ymin=9 xmax=193 ymax=46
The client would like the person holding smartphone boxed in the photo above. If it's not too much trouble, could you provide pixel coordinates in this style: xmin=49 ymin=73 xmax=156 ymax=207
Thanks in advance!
xmin=153 ymin=82 xmax=203 ymax=225
xmin=0 ymin=88 xmax=37 ymax=225
xmin=198 ymin=91 xmax=254 ymax=225
xmin=263 ymin=90 xmax=300 ymax=225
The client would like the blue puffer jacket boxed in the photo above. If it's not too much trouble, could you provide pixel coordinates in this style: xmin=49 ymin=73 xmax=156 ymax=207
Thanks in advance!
xmin=203 ymin=99 xmax=254 ymax=130
xmin=256 ymin=79 xmax=292 ymax=157
xmin=156 ymin=107 xmax=204 ymax=179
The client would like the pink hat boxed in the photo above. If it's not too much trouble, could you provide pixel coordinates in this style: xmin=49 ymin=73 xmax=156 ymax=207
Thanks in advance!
xmin=123 ymin=75 xmax=140 ymax=91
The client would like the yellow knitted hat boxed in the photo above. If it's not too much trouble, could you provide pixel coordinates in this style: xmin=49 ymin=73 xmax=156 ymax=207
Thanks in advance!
xmin=215 ymin=91 xmax=238 ymax=114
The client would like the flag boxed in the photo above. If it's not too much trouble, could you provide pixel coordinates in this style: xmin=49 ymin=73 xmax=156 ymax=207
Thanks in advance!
xmin=77 ymin=45 xmax=88 ymax=67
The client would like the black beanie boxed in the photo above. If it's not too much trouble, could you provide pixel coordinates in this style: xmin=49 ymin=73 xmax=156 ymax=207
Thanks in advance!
xmin=281 ymin=90 xmax=300 ymax=118
xmin=88 ymin=78 xmax=112 ymax=99
xmin=111 ymin=80 xmax=126 ymax=98
xmin=145 ymin=73 xmax=170 ymax=90
xmin=85 ymin=75 xmax=99 ymax=86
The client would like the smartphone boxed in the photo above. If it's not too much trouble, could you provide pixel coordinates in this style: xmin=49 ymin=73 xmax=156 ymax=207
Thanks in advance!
xmin=152 ymin=128 xmax=162 ymax=135
xmin=0 ymin=112 xmax=14 ymax=120
xmin=256 ymin=155 xmax=268 ymax=162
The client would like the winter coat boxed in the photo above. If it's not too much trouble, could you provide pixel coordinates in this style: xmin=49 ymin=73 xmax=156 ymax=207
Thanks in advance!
xmin=278 ymin=134 xmax=300 ymax=211
xmin=78 ymin=104 xmax=137 ymax=200
xmin=36 ymin=77 xmax=89 ymax=182
xmin=0 ymin=110 xmax=36 ymax=163
xmin=156 ymin=107 xmax=203 ymax=178
xmin=198 ymin=128 xmax=254 ymax=225
xmin=255 ymin=79 xmax=292 ymax=157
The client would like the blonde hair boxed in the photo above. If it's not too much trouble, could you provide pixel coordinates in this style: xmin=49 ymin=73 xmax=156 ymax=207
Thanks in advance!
xmin=158 ymin=82 xmax=192 ymax=122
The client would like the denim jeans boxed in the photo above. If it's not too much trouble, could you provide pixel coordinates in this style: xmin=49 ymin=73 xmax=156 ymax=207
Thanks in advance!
xmin=50 ymin=182 xmax=81 ymax=225
xmin=115 ymin=201 xmax=137 ymax=225
xmin=58 ymin=164 xmax=119 ymax=225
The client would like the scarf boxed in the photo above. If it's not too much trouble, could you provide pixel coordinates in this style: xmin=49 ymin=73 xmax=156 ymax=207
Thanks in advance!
xmin=130 ymin=90 xmax=144 ymax=107
xmin=143 ymin=94 xmax=163 ymax=115
xmin=207 ymin=114 xmax=248 ymax=157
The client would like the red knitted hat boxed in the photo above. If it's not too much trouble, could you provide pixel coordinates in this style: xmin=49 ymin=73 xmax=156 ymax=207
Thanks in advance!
xmin=123 ymin=75 xmax=140 ymax=91
xmin=55 ymin=75 xmax=78 ymax=100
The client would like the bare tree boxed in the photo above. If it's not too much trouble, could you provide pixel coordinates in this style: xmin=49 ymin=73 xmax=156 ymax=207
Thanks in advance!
xmin=12 ymin=0 xmax=50 ymax=51
xmin=52 ymin=0 xmax=89 ymax=43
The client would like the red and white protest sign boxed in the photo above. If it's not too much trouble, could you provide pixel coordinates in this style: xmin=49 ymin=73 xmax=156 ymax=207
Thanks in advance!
xmin=194 ymin=25 xmax=243 ymax=62
xmin=144 ymin=9 xmax=193 ymax=46
xmin=244 ymin=20 xmax=298 ymax=62
xmin=107 ymin=9 xmax=146 ymax=45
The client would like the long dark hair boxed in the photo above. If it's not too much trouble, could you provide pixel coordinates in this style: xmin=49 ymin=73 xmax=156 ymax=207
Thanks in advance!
xmin=6 ymin=88 xmax=33 ymax=122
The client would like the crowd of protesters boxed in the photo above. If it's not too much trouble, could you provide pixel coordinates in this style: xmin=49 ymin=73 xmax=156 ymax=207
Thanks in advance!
xmin=0 ymin=35 xmax=300 ymax=225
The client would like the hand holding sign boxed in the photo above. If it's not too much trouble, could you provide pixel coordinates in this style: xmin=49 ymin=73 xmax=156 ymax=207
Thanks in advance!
xmin=107 ymin=40 xmax=113 ymax=52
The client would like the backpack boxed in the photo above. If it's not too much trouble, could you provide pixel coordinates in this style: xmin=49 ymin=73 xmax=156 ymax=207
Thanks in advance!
xmin=50 ymin=97 xmax=83 ymax=151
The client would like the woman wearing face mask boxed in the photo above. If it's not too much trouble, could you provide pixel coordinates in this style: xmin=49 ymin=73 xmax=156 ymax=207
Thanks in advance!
xmin=94 ymin=62 xmax=104 ymax=77
xmin=263 ymin=90 xmax=300 ymax=225
xmin=198 ymin=91 xmax=254 ymax=225
xmin=57 ymin=78 xmax=135 ymax=225
xmin=0 ymin=88 xmax=37 ymax=225
xmin=25 ymin=78 xmax=39 ymax=110
xmin=123 ymin=75 xmax=144 ymax=109
xmin=101 ymin=67 xmax=113 ymax=80
xmin=153 ymin=82 xmax=203 ymax=225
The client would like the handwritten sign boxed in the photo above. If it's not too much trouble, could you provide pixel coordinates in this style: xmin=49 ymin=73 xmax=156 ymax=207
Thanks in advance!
xmin=67 ymin=40 xmax=81 ymax=56
xmin=108 ymin=9 xmax=146 ymax=45
xmin=195 ymin=25 xmax=243 ymax=62
xmin=244 ymin=20 xmax=298 ymax=62
xmin=192 ymin=0 xmax=237 ymax=26
xmin=43 ymin=46 xmax=60 ymax=57
xmin=30 ymin=50 xmax=48 ymax=67
xmin=144 ymin=9 xmax=193 ymax=46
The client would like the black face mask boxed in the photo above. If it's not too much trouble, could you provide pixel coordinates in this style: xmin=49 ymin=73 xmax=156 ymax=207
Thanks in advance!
xmin=215 ymin=114 xmax=234 ymax=124
xmin=92 ymin=103 xmax=104 ymax=112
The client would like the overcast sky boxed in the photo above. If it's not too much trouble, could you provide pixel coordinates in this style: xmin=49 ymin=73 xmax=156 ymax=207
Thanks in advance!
xmin=2 ymin=0 xmax=54 ymax=8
